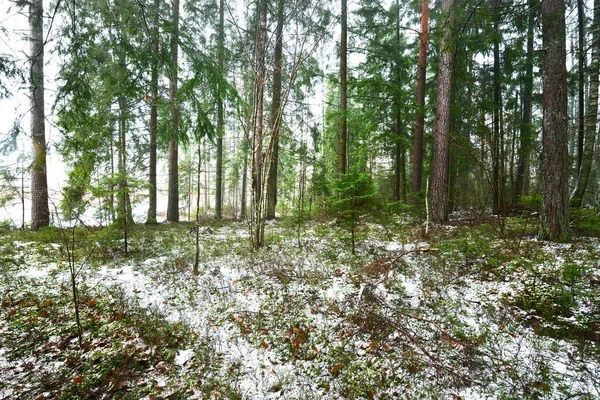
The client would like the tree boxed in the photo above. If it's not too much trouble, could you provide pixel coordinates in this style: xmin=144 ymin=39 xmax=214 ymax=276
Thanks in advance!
xmin=541 ymin=0 xmax=569 ymax=241
xmin=30 ymin=0 xmax=50 ymax=230
xmin=514 ymin=0 xmax=535 ymax=203
xmin=250 ymin=0 xmax=268 ymax=249
xmin=167 ymin=0 xmax=181 ymax=222
xmin=339 ymin=0 xmax=348 ymax=178
xmin=572 ymin=0 xmax=600 ymax=207
xmin=266 ymin=0 xmax=285 ymax=220
xmin=411 ymin=0 xmax=428 ymax=202
xmin=428 ymin=0 xmax=454 ymax=224
xmin=215 ymin=0 xmax=225 ymax=220
xmin=146 ymin=0 xmax=161 ymax=224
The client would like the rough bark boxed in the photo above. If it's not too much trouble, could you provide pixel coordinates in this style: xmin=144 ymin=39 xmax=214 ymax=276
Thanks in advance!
xmin=167 ymin=0 xmax=180 ymax=222
xmin=572 ymin=0 xmax=600 ymax=206
xmin=215 ymin=0 xmax=225 ymax=219
xmin=30 ymin=0 xmax=50 ymax=230
xmin=411 ymin=0 xmax=428 ymax=202
xmin=428 ymin=0 xmax=454 ymax=224
xmin=541 ymin=0 xmax=570 ymax=241
xmin=339 ymin=0 xmax=348 ymax=178
xmin=146 ymin=0 xmax=160 ymax=224
xmin=266 ymin=0 xmax=285 ymax=220
xmin=514 ymin=0 xmax=535 ymax=202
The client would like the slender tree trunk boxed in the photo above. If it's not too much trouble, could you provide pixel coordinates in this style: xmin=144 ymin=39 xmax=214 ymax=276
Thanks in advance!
xmin=492 ymin=0 xmax=501 ymax=215
xmin=541 ymin=0 xmax=570 ymax=241
xmin=215 ymin=0 xmax=225 ymax=219
xmin=30 ymin=0 xmax=50 ymax=230
xmin=266 ymin=0 xmax=285 ymax=220
xmin=411 ymin=0 xmax=428 ymax=202
xmin=250 ymin=0 xmax=268 ymax=249
xmin=514 ymin=0 xmax=535 ymax=203
xmin=146 ymin=0 xmax=160 ymax=224
xmin=577 ymin=0 xmax=586 ymax=172
xmin=394 ymin=1 xmax=405 ymax=203
xmin=167 ymin=0 xmax=180 ymax=222
xmin=572 ymin=0 xmax=600 ymax=206
xmin=241 ymin=135 xmax=248 ymax=219
xmin=428 ymin=0 xmax=454 ymax=224
xmin=339 ymin=0 xmax=348 ymax=178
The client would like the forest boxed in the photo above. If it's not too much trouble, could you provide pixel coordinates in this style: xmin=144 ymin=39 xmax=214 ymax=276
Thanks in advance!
xmin=1 ymin=0 xmax=600 ymax=398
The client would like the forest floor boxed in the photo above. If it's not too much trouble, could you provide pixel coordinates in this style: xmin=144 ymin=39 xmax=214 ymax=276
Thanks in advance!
xmin=1 ymin=209 xmax=599 ymax=399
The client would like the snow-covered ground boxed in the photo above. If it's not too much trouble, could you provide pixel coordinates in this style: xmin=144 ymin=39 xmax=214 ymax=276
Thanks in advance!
xmin=1 ymin=220 xmax=599 ymax=399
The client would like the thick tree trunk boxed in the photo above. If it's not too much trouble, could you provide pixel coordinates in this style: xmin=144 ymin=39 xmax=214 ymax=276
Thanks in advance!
xmin=215 ymin=0 xmax=225 ymax=219
xmin=250 ymin=0 xmax=268 ymax=249
xmin=514 ymin=0 xmax=535 ymax=203
xmin=338 ymin=0 xmax=348 ymax=178
xmin=167 ymin=0 xmax=180 ymax=222
xmin=393 ymin=0 xmax=406 ymax=203
xmin=428 ymin=0 xmax=454 ymax=224
xmin=266 ymin=0 xmax=285 ymax=220
xmin=572 ymin=0 xmax=600 ymax=206
xmin=146 ymin=0 xmax=160 ymax=224
xmin=541 ymin=0 xmax=570 ymax=241
xmin=411 ymin=0 xmax=428 ymax=202
xmin=30 ymin=0 xmax=50 ymax=230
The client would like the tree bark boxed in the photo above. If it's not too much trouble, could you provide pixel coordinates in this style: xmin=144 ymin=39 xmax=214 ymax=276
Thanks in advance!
xmin=572 ymin=0 xmax=600 ymax=206
xmin=266 ymin=0 xmax=285 ymax=220
xmin=167 ymin=0 xmax=180 ymax=222
xmin=514 ymin=0 xmax=535 ymax=203
xmin=215 ymin=0 xmax=225 ymax=219
xmin=428 ymin=0 xmax=454 ymax=224
xmin=541 ymin=0 xmax=570 ymax=241
xmin=339 ymin=0 xmax=348 ymax=178
xmin=411 ymin=0 xmax=428 ymax=202
xmin=30 ymin=0 xmax=50 ymax=230
xmin=146 ymin=0 xmax=160 ymax=224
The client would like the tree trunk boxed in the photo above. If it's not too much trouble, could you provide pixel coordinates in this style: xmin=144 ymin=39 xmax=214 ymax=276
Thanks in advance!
xmin=30 ymin=0 xmax=50 ymax=230
xmin=572 ymin=0 xmax=600 ymax=206
xmin=338 ymin=0 xmax=348 ymax=178
xmin=167 ymin=0 xmax=180 ymax=222
xmin=411 ymin=0 xmax=428 ymax=202
xmin=250 ymin=0 xmax=268 ymax=249
xmin=514 ymin=0 xmax=535 ymax=203
xmin=428 ymin=0 xmax=454 ymax=224
xmin=541 ymin=0 xmax=570 ymax=241
xmin=492 ymin=0 xmax=501 ymax=215
xmin=266 ymin=0 xmax=285 ymax=220
xmin=146 ymin=0 xmax=160 ymax=224
xmin=215 ymin=0 xmax=225 ymax=219
xmin=393 ymin=0 xmax=406 ymax=203
xmin=577 ymin=0 xmax=586 ymax=172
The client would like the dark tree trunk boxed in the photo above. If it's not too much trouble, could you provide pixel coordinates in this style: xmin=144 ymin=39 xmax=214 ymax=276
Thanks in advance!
xmin=393 ymin=0 xmax=406 ymax=203
xmin=411 ymin=0 xmax=428 ymax=202
xmin=266 ymin=0 xmax=285 ymax=220
xmin=215 ymin=0 xmax=225 ymax=219
xmin=541 ymin=0 xmax=570 ymax=241
xmin=146 ymin=0 xmax=160 ymax=224
xmin=514 ymin=0 xmax=535 ymax=203
xmin=339 ymin=0 xmax=348 ymax=178
xmin=30 ymin=0 xmax=50 ymax=230
xmin=167 ymin=0 xmax=180 ymax=222
xmin=572 ymin=0 xmax=600 ymax=206
xmin=428 ymin=0 xmax=454 ymax=224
